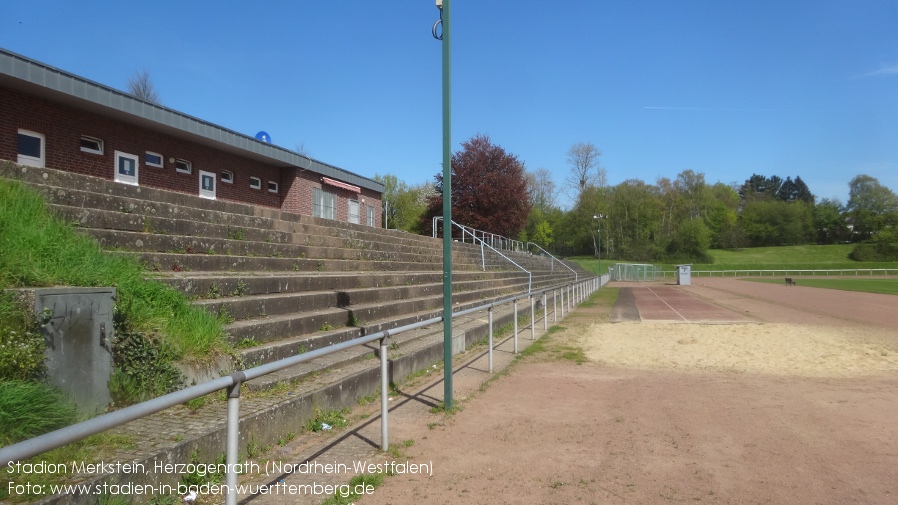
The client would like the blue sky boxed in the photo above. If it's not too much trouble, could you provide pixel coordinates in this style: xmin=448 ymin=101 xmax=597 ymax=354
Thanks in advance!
xmin=2 ymin=1 xmax=896 ymax=208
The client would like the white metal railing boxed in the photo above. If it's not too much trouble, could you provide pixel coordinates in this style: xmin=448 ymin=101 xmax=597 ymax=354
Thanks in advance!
xmin=1 ymin=276 xmax=602 ymax=505
xmin=526 ymin=242 xmax=577 ymax=281
xmin=656 ymin=268 xmax=898 ymax=278
xmin=433 ymin=217 xmax=533 ymax=292
xmin=431 ymin=217 xmax=524 ymax=252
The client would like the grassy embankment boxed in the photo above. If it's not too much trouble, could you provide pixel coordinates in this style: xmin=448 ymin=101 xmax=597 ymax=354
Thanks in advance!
xmin=570 ymin=245 xmax=898 ymax=295
xmin=0 ymin=177 xmax=227 ymax=358
xmin=0 ymin=177 xmax=229 ymax=449
xmin=571 ymin=244 xmax=898 ymax=274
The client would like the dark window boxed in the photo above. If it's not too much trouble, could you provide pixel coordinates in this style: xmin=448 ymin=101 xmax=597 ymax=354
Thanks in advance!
xmin=18 ymin=133 xmax=42 ymax=158
xmin=146 ymin=152 xmax=163 ymax=167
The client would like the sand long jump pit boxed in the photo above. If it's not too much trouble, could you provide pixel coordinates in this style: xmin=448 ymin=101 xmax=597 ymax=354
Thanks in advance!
xmin=601 ymin=280 xmax=898 ymax=376
xmin=361 ymin=278 xmax=898 ymax=505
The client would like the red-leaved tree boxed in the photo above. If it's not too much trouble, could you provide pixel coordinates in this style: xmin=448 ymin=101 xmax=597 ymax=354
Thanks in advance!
xmin=422 ymin=134 xmax=531 ymax=238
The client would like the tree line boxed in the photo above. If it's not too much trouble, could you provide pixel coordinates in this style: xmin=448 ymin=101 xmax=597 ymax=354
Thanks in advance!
xmin=377 ymin=135 xmax=898 ymax=263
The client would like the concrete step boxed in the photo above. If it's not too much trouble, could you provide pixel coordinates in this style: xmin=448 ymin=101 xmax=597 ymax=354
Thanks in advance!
xmin=229 ymin=278 xmax=558 ymax=370
xmin=242 ymin=293 xmax=537 ymax=391
xmin=50 ymin=199 xmax=457 ymax=256
xmin=191 ymin=274 xmax=538 ymax=320
xmin=85 ymin=228 xmax=516 ymax=273
xmin=6 ymin=163 xmax=572 ymax=275
xmin=83 ymin=228 xmax=423 ymax=263
xmin=154 ymin=271 xmax=497 ymax=298
xmin=112 ymin=250 xmax=477 ymax=274
xmin=10 ymin=164 xmax=497 ymax=259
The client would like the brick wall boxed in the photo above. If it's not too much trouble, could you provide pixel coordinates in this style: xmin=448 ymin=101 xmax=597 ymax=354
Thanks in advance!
xmin=1 ymin=87 xmax=381 ymax=227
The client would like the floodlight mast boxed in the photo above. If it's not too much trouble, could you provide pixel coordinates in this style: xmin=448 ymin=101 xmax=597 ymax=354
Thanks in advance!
xmin=594 ymin=214 xmax=606 ymax=268
xmin=435 ymin=0 xmax=453 ymax=409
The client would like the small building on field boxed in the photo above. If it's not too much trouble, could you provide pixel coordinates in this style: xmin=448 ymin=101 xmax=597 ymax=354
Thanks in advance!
xmin=0 ymin=48 xmax=383 ymax=226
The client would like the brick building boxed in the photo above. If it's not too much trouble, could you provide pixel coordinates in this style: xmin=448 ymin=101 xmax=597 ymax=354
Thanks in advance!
xmin=0 ymin=48 xmax=383 ymax=226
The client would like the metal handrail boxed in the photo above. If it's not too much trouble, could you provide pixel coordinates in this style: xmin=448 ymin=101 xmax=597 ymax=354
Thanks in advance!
xmin=451 ymin=220 xmax=532 ymax=293
xmin=526 ymin=242 xmax=577 ymax=281
xmin=0 ymin=276 xmax=600 ymax=504
xmin=431 ymin=217 xmax=524 ymax=252
xmin=655 ymin=268 xmax=898 ymax=278
xmin=431 ymin=216 xmax=533 ymax=291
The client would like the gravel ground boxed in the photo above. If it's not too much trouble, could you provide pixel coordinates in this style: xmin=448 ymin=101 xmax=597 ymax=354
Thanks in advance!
xmin=359 ymin=278 xmax=898 ymax=505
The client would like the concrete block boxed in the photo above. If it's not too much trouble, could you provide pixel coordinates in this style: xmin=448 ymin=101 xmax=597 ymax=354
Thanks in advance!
xmin=35 ymin=287 xmax=116 ymax=415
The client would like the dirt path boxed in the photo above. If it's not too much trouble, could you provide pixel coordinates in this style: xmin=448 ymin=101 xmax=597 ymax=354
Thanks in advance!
xmin=359 ymin=279 xmax=898 ymax=505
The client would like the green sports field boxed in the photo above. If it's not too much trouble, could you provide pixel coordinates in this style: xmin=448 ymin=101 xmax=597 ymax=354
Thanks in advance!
xmin=745 ymin=277 xmax=898 ymax=295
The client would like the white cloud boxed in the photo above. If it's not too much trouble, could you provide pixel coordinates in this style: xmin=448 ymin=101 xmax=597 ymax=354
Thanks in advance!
xmin=863 ymin=64 xmax=898 ymax=77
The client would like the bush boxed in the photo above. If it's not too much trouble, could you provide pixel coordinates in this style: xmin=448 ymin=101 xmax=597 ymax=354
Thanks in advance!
xmin=848 ymin=242 xmax=898 ymax=262
xmin=109 ymin=330 xmax=185 ymax=406
xmin=0 ymin=380 xmax=77 ymax=445
xmin=0 ymin=329 xmax=45 ymax=381
xmin=0 ymin=292 xmax=47 ymax=381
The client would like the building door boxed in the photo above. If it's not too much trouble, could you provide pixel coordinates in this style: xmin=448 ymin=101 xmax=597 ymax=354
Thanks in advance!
xmin=348 ymin=200 xmax=360 ymax=224
xmin=114 ymin=151 xmax=139 ymax=186
xmin=199 ymin=170 xmax=216 ymax=199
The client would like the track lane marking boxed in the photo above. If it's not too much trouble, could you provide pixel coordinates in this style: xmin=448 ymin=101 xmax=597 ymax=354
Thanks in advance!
xmin=646 ymin=287 xmax=688 ymax=322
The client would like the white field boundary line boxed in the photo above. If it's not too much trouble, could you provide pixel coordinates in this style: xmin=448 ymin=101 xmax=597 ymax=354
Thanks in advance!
xmin=646 ymin=287 xmax=688 ymax=322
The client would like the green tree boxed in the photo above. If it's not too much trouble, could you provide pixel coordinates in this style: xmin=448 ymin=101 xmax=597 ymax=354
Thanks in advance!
xmin=667 ymin=218 xmax=712 ymax=262
xmin=739 ymin=200 xmax=813 ymax=246
xmin=845 ymin=174 xmax=898 ymax=240
xmin=776 ymin=176 xmax=815 ymax=204
xmin=605 ymin=180 xmax=663 ymax=261
xmin=375 ymin=174 xmax=431 ymax=233
xmin=739 ymin=174 xmax=783 ymax=203
xmin=706 ymin=183 xmax=743 ymax=248
xmin=521 ymin=208 xmax=554 ymax=248
xmin=813 ymin=198 xmax=846 ymax=244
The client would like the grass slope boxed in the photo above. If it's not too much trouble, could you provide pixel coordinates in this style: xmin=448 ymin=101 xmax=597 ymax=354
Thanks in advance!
xmin=693 ymin=245 xmax=898 ymax=271
xmin=0 ymin=177 xmax=227 ymax=358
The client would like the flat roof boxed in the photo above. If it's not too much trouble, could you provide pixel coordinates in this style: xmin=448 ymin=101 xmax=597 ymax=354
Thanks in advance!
xmin=0 ymin=48 xmax=383 ymax=193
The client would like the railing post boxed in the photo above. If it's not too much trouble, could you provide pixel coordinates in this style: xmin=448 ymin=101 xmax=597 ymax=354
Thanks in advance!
xmin=513 ymin=298 xmax=519 ymax=354
xmin=553 ymin=289 xmax=557 ymax=323
xmin=380 ymin=336 xmax=389 ymax=451
xmin=530 ymin=294 xmax=535 ymax=340
xmin=488 ymin=306 xmax=494 ymax=373
xmin=226 ymin=372 xmax=246 ymax=505
xmin=480 ymin=240 xmax=485 ymax=271
xmin=543 ymin=291 xmax=548 ymax=331
xmin=560 ymin=288 xmax=564 ymax=318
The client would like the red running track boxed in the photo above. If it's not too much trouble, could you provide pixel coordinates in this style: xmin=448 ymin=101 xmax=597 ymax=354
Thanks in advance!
xmin=619 ymin=286 xmax=755 ymax=323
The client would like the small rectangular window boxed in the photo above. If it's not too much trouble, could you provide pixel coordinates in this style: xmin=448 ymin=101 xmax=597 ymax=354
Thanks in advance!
xmin=145 ymin=151 xmax=163 ymax=168
xmin=220 ymin=171 xmax=234 ymax=183
xmin=17 ymin=129 xmax=45 ymax=167
xmin=268 ymin=181 xmax=279 ymax=193
xmin=80 ymin=136 xmax=104 ymax=155
xmin=249 ymin=176 xmax=262 ymax=190
xmin=175 ymin=159 xmax=192 ymax=174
